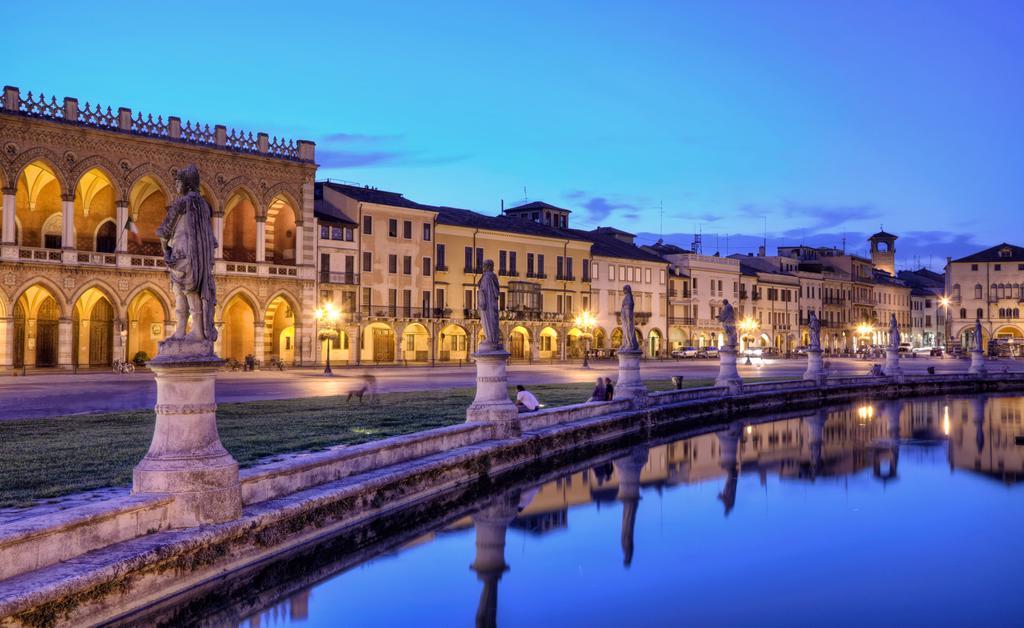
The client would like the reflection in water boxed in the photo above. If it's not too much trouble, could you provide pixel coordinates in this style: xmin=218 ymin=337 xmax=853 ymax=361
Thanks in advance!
xmin=171 ymin=395 xmax=1024 ymax=627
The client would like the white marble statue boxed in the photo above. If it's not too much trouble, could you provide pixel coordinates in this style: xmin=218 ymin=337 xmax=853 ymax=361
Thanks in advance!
xmin=889 ymin=314 xmax=900 ymax=350
xmin=718 ymin=300 xmax=737 ymax=347
xmin=621 ymin=285 xmax=639 ymax=350
xmin=808 ymin=310 xmax=821 ymax=351
xmin=478 ymin=259 xmax=502 ymax=352
xmin=157 ymin=165 xmax=217 ymax=347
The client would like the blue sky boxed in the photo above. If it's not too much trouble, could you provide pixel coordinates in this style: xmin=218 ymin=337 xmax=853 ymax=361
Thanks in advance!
xmin=4 ymin=1 xmax=1021 ymax=268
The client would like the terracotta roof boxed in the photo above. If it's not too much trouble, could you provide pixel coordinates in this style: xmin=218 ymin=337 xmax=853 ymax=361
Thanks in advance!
xmin=870 ymin=230 xmax=899 ymax=239
xmin=506 ymin=200 xmax=572 ymax=214
xmin=318 ymin=180 xmax=431 ymax=211
xmin=569 ymin=229 xmax=665 ymax=263
xmin=951 ymin=243 xmax=1024 ymax=264
xmin=435 ymin=206 xmax=589 ymax=243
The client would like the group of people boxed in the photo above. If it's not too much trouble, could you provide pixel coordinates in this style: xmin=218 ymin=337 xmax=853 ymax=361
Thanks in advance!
xmin=513 ymin=377 xmax=617 ymax=413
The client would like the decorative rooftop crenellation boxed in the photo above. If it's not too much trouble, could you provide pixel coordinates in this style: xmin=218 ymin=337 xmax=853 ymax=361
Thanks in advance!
xmin=2 ymin=85 xmax=313 ymax=163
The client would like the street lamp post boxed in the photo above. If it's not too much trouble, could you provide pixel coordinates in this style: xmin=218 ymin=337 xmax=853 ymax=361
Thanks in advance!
xmin=738 ymin=317 xmax=758 ymax=364
xmin=939 ymin=296 xmax=951 ymax=355
xmin=315 ymin=303 xmax=341 ymax=376
xmin=574 ymin=310 xmax=596 ymax=369
xmin=856 ymin=322 xmax=874 ymax=357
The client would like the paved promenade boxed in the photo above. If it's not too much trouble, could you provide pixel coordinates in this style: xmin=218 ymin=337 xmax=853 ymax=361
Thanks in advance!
xmin=1 ymin=356 xmax=1020 ymax=420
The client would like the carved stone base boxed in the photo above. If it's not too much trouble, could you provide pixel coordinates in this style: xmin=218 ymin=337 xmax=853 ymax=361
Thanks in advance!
xmin=884 ymin=348 xmax=903 ymax=376
xmin=803 ymin=348 xmax=826 ymax=383
xmin=716 ymin=346 xmax=743 ymax=391
xmin=151 ymin=336 xmax=217 ymax=363
xmin=133 ymin=358 xmax=241 ymax=527
xmin=968 ymin=350 xmax=987 ymax=375
xmin=613 ymin=349 xmax=647 ymax=402
xmin=467 ymin=350 xmax=520 ymax=438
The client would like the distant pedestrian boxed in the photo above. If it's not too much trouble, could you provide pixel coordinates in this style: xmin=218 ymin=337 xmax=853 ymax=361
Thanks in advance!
xmin=515 ymin=385 xmax=540 ymax=412
xmin=589 ymin=377 xmax=605 ymax=402
xmin=604 ymin=377 xmax=615 ymax=401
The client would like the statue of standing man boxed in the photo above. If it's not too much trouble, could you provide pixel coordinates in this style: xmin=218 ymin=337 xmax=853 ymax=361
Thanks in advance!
xmin=157 ymin=165 xmax=218 ymax=351
xmin=477 ymin=259 xmax=502 ymax=352
xmin=974 ymin=318 xmax=984 ymax=353
xmin=717 ymin=300 xmax=737 ymax=347
xmin=621 ymin=285 xmax=639 ymax=350
xmin=889 ymin=313 xmax=901 ymax=349
xmin=808 ymin=310 xmax=821 ymax=351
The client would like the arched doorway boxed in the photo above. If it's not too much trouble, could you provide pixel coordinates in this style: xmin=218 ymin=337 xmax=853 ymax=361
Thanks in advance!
xmin=74 ymin=168 xmax=117 ymax=252
xmin=267 ymin=196 xmax=297 ymax=265
xmin=438 ymin=324 xmax=468 ymax=362
xmin=14 ymin=285 xmax=62 ymax=368
xmin=266 ymin=296 xmax=297 ymax=365
xmin=15 ymin=160 xmax=62 ymax=249
xmin=363 ymin=323 xmax=396 ymax=363
xmin=611 ymin=327 xmax=623 ymax=351
xmin=127 ymin=289 xmax=167 ymax=362
xmin=647 ymin=329 xmax=662 ymax=357
xmin=221 ymin=295 xmax=256 ymax=362
xmin=73 ymin=288 xmax=116 ymax=367
xmin=567 ymin=327 xmax=583 ymax=359
xmin=223 ymin=191 xmax=257 ymax=263
xmin=593 ymin=327 xmax=607 ymax=352
xmin=36 ymin=297 xmax=59 ymax=367
xmin=402 ymin=323 xmax=430 ymax=362
xmin=539 ymin=327 xmax=558 ymax=359
xmin=509 ymin=325 xmax=530 ymax=360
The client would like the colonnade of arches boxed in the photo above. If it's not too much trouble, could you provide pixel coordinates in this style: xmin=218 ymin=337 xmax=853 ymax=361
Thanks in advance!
xmin=667 ymin=326 xmax=801 ymax=352
xmin=0 ymin=282 xmax=302 ymax=369
xmin=4 ymin=159 xmax=300 ymax=266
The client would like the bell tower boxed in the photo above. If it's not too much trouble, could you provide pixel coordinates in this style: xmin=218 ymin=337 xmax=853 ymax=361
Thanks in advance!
xmin=869 ymin=229 xmax=897 ymax=275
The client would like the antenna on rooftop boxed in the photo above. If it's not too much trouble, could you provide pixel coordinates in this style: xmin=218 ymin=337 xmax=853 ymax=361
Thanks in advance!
xmin=659 ymin=200 xmax=664 ymax=239
xmin=692 ymin=226 xmax=703 ymax=255
xmin=522 ymin=186 xmax=528 ymax=203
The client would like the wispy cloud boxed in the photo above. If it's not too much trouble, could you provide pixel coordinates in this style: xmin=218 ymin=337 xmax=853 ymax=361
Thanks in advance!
xmin=317 ymin=132 xmax=466 ymax=169
xmin=563 ymin=190 xmax=642 ymax=223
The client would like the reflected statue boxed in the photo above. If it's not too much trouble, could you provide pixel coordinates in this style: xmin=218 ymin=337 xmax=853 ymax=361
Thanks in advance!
xmin=477 ymin=260 xmax=502 ymax=352
xmin=717 ymin=300 xmax=737 ymax=348
xmin=716 ymin=423 xmax=743 ymax=515
xmin=613 ymin=447 xmax=648 ymax=567
xmin=971 ymin=396 xmax=987 ymax=454
xmin=157 ymin=164 xmax=218 ymax=354
xmin=808 ymin=311 xmax=821 ymax=352
xmin=889 ymin=314 xmax=900 ymax=350
xmin=805 ymin=409 xmax=828 ymax=476
xmin=621 ymin=285 xmax=639 ymax=351
xmin=470 ymin=489 xmax=531 ymax=628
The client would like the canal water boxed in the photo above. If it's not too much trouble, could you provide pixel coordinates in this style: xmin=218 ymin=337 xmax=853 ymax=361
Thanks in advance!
xmin=125 ymin=394 xmax=1024 ymax=627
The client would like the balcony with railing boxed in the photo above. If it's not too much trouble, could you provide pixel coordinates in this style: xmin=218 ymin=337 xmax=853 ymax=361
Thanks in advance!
xmin=668 ymin=316 xmax=696 ymax=325
xmin=616 ymin=311 xmax=652 ymax=325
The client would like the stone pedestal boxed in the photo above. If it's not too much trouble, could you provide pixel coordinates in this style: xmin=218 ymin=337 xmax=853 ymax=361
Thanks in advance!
xmin=968 ymin=350 xmax=987 ymax=375
xmin=466 ymin=349 xmax=520 ymax=438
xmin=884 ymin=348 xmax=902 ymax=377
xmin=715 ymin=345 xmax=742 ymax=391
xmin=803 ymin=348 xmax=825 ymax=383
xmin=133 ymin=349 xmax=241 ymax=528
xmin=612 ymin=349 xmax=646 ymax=402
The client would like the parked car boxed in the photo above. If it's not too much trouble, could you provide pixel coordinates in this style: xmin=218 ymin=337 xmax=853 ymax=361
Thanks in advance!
xmin=761 ymin=348 xmax=781 ymax=358
xmin=700 ymin=346 xmax=720 ymax=358
xmin=899 ymin=343 xmax=913 ymax=353
xmin=672 ymin=346 xmax=700 ymax=359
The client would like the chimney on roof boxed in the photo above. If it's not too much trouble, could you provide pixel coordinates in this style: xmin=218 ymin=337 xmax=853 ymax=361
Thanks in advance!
xmin=758 ymin=245 xmax=765 ymax=257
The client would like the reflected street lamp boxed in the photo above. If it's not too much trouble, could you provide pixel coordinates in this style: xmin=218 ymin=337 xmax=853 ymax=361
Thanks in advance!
xmin=574 ymin=309 xmax=597 ymax=369
xmin=315 ymin=302 xmax=341 ymax=375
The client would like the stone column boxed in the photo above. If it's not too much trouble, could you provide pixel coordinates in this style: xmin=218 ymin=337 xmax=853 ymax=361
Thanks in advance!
xmin=1 ymin=188 xmax=15 ymax=245
xmin=133 ymin=349 xmax=241 ymax=527
xmin=716 ymin=424 xmax=742 ymax=516
xmin=716 ymin=343 xmax=742 ymax=392
xmin=255 ymin=216 xmax=267 ymax=263
xmin=803 ymin=347 xmax=825 ymax=384
xmin=294 ymin=220 xmax=304 ymax=266
xmin=253 ymin=320 xmax=266 ymax=365
xmin=115 ymin=202 xmax=129 ymax=252
xmin=969 ymin=347 xmax=987 ymax=375
xmin=613 ymin=447 xmax=648 ymax=567
xmin=470 ymin=491 xmax=522 ymax=628
xmin=466 ymin=347 xmax=519 ymax=438
xmin=61 ymin=195 xmax=76 ymax=250
xmin=212 ymin=212 xmax=225 ymax=260
xmin=530 ymin=328 xmax=540 ymax=362
xmin=58 ymin=317 xmax=73 ymax=369
xmin=395 ymin=328 xmax=404 ymax=364
xmin=0 ymin=317 xmax=11 ymax=369
xmin=613 ymin=347 xmax=646 ymax=402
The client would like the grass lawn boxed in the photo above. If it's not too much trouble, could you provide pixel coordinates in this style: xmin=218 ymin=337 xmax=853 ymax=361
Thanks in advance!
xmin=0 ymin=377 xmax=788 ymax=508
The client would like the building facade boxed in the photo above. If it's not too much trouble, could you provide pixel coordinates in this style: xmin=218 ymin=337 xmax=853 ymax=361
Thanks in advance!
xmin=945 ymin=243 xmax=1024 ymax=355
xmin=0 ymin=85 xmax=317 ymax=370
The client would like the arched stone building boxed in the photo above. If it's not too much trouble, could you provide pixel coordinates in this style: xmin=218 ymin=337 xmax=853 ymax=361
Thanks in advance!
xmin=0 ymin=86 xmax=317 ymax=369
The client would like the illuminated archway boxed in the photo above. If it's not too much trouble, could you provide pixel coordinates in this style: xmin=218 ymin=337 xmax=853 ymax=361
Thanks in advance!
xmin=611 ymin=327 xmax=623 ymax=350
xmin=402 ymin=323 xmax=430 ymax=362
xmin=223 ymin=190 xmax=258 ymax=262
xmin=13 ymin=284 xmax=63 ymax=368
xmin=539 ymin=326 xmax=559 ymax=359
xmin=73 ymin=168 xmax=117 ymax=252
xmin=566 ymin=327 xmax=584 ymax=359
xmin=221 ymin=294 xmax=257 ymax=361
xmin=363 ymin=322 xmax=396 ymax=363
xmin=266 ymin=295 xmax=298 ymax=365
xmin=15 ymin=160 xmax=62 ymax=248
xmin=72 ymin=287 xmax=116 ymax=367
xmin=126 ymin=288 xmax=168 ymax=361
xmin=647 ymin=328 xmax=663 ymax=357
xmin=266 ymin=195 xmax=297 ymax=265
xmin=128 ymin=175 xmax=169 ymax=256
xmin=509 ymin=325 xmax=530 ymax=360
xmin=439 ymin=324 xmax=468 ymax=362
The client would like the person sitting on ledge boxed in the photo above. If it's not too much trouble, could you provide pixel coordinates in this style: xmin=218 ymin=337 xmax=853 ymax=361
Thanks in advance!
xmin=589 ymin=377 xmax=606 ymax=402
xmin=604 ymin=377 xmax=615 ymax=401
xmin=515 ymin=385 xmax=540 ymax=413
